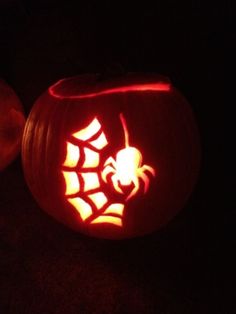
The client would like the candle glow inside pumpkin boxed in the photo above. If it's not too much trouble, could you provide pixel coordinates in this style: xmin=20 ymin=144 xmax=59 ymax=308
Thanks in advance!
xmin=62 ymin=113 xmax=156 ymax=227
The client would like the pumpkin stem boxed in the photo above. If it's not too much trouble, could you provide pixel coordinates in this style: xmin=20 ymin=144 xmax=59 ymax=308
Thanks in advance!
xmin=119 ymin=113 xmax=129 ymax=148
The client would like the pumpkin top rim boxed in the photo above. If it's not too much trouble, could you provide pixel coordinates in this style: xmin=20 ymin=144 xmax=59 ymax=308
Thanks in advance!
xmin=48 ymin=73 xmax=171 ymax=100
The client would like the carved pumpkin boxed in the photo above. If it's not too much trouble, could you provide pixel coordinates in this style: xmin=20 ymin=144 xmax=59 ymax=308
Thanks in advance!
xmin=0 ymin=79 xmax=25 ymax=171
xmin=22 ymin=74 xmax=200 ymax=239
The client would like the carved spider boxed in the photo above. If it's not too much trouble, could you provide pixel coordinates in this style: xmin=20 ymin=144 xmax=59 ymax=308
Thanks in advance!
xmin=102 ymin=113 xmax=155 ymax=200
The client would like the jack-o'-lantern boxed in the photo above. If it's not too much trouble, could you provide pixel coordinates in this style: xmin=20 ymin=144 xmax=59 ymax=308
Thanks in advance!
xmin=0 ymin=79 xmax=25 ymax=171
xmin=22 ymin=74 xmax=200 ymax=239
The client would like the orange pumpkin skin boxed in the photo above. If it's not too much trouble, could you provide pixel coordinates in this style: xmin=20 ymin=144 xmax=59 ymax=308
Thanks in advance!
xmin=0 ymin=79 xmax=25 ymax=171
xmin=22 ymin=74 xmax=200 ymax=239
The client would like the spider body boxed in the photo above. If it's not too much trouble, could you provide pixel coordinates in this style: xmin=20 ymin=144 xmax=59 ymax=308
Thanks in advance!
xmin=102 ymin=114 xmax=155 ymax=200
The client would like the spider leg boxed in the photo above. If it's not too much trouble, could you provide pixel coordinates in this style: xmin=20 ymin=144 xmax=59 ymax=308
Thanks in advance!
xmin=126 ymin=176 xmax=140 ymax=201
xmin=137 ymin=169 xmax=150 ymax=193
xmin=104 ymin=156 xmax=116 ymax=167
xmin=141 ymin=164 xmax=156 ymax=177
xmin=111 ymin=174 xmax=124 ymax=194
xmin=102 ymin=165 xmax=116 ymax=183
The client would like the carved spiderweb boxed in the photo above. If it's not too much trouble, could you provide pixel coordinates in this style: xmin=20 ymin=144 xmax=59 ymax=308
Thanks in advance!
xmin=62 ymin=118 xmax=125 ymax=227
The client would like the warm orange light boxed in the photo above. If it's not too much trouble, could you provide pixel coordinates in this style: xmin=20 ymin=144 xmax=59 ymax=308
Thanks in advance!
xmin=102 ymin=113 xmax=155 ymax=200
xmin=63 ymin=142 xmax=80 ymax=167
xmin=81 ymin=172 xmax=100 ymax=191
xmin=104 ymin=203 xmax=124 ymax=216
xmin=68 ymin=197 xmax=92 ymax=220
xmin=62 ymin=118 xmax=111 ymax=223
xmin=73 ymin=118 xmax=101 ymax=141
xmin=89 ymin=132 xmax=108 ymax=149
xmin=62 ymin=171 xmax=80 ymax=195
xmin=62 ymin=113 xmax=155 ymax=227
xmin=88 ymin=192 xmax=108 ymax=209
xmin=50 ymin=80 xmax=170 ymax=100
xmin=83 ymin=148 xmax=99 ymax=168
xmin=91 ymin=215 xmax=122 ymax=227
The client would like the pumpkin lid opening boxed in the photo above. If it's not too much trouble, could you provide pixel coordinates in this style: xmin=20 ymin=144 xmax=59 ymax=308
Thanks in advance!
xmin=49 ymin=73 xmax=171 ymax=99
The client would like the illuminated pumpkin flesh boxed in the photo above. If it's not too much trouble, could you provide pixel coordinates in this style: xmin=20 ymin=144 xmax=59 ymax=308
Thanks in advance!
xmin=22 ymin=74 xmax=200 ymax=239
xmin=0 ymin=79 xmax=25 ymax=171
xmin=61 ymin=113 xmax=155 ymax=228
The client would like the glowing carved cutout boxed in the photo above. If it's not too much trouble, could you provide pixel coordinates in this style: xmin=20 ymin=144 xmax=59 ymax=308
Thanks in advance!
xmin=81 ymin=173 xmax=100 ymax=192
xmin=72 ymin=118 xmax=101 ymax=141
xmin=68 ymin=197 xmax=92 ymax=221
xmin=102 ymin=113 xmax=155 ymax=200
xmin=63 ymin=142 xmax=80 ymax=167
xmin=91 ymin=216 xmax=122 ymax=227
xmin=50 ymin=80 xmax=170 ymax=99
xmin=83 ymin=148 xmax=99 ymax=168
xmin=89 ymin=132 xmax=108 ymax=149
xmin=62 ymin=114 xmax=155 ymax=227
xmin=62 ymin=171 xmax=80 ymax=195
xmin=103 ymin=203 xmax=124 ymax=216
xmin=88 ymin=192 xmax=107 ymax=209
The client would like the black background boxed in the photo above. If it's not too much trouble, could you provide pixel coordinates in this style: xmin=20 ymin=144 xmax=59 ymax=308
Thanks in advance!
xmin=0 ymin=1 xmax=228 ymax=313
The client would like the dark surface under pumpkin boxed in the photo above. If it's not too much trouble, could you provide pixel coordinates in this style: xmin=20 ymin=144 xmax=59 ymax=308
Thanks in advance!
xmin=0 ymin=79 xmax=25 ymax=171
xmin=22 ymin=74 xmax=200 ymax=239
